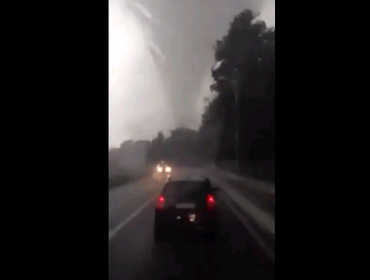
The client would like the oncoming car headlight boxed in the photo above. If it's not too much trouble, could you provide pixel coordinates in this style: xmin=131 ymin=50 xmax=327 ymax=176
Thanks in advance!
xmin=165 ymin=166 xmax=171 ymax=172
xmin=157 ymin=166 xmax=163 ymax=172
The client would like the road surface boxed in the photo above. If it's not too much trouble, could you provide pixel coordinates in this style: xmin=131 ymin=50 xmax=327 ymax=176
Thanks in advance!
xmin=109 ymin=167 xmax=275 ymax=280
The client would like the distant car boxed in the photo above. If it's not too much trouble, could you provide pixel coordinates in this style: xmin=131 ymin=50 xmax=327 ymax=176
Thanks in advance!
xmin=156 ymin=162 xmax=171 ymax=174
xmin=154 ymin=178 xmax=218 ymax=242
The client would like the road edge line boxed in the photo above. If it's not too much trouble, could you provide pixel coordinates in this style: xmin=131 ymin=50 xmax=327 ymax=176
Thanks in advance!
xmin=109 ymin=195 xmax=157 ymax=240
xmin=220 ymin=193 xmax=275 ymax=264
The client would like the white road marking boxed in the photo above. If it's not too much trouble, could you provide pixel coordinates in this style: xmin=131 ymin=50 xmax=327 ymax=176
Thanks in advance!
xmin=221 ymin=195 xmax=275 ymax=264
xmin=109 ymin=196 xmax=156 ymax=240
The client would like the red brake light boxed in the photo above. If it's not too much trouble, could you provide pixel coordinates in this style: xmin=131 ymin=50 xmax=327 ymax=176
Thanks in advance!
xmin=207 ymin=194 xmax=214 ymax=202
xmin=157 ymin=195 xmax=165 ymax=208
xmin=207 ymin=194 xmax=215 ymax=208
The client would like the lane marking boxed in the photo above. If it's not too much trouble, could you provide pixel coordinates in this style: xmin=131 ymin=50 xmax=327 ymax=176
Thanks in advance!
xmin=221 ymin=195 xmax=275 ymax=264
xmin=109 ymin=195 xmax=156 ymax=240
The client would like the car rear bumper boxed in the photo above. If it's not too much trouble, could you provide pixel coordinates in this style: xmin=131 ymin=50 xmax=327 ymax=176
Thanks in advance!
xmin=165 ymin=221 xmax=205 ymax=231
xmin=155 ymin=211 xmax=217 ymax=232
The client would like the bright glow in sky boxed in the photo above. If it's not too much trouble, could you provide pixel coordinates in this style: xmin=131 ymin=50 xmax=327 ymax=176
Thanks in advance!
xmin=109 ymin=0 xmax=173 ymax=148
xmin=259 ymin=0 xmax=275 ymax=27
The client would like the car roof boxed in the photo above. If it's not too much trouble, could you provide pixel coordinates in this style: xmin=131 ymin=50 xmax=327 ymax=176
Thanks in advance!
xmin=169 ymin=173 xmax=208 ymax=180
xmin=164 ymin=177 xmax=211 ymax=187
xmin=166 ymin=179 xmax=204 ymax=184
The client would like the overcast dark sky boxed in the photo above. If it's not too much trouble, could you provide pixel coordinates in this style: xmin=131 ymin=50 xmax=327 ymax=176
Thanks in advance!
xmin=109 ymin=0 xmax=275 ymax=148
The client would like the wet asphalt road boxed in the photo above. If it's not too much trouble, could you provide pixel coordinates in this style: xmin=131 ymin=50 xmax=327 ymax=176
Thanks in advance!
xmin=109 ymin=168 xmax=275 ymax=280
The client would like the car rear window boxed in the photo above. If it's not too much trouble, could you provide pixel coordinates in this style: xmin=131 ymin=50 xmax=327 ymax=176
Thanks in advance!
xmin=162 ymin=181 xmax=206 ymax=199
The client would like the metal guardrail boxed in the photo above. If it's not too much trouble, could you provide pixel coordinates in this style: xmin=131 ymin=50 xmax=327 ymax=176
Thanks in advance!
xmin=205 ymin=166 xmax=275 ymax=263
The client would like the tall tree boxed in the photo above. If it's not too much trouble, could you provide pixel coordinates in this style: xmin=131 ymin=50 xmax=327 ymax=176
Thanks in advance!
xmin=208 ymin=9 xmax=275 ymax=172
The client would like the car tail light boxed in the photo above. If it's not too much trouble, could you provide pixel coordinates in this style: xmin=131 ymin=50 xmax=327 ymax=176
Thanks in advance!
xmin=157 ymin=195 xmax=165 ymax=208
xmin=206 ymin=194 xmax=215 ymax=209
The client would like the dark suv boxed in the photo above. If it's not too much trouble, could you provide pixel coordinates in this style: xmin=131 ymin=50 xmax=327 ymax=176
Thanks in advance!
xmin=154 ymin=178 xmax=218 ymax=241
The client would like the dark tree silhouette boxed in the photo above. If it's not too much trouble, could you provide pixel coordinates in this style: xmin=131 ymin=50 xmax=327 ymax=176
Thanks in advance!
xmin=205 ymin=9 xmax=275 ymax=180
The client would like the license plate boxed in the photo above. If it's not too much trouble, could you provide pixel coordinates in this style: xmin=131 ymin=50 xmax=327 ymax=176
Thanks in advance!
xmin=175 ymin=203 xmax=195 ymax=209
